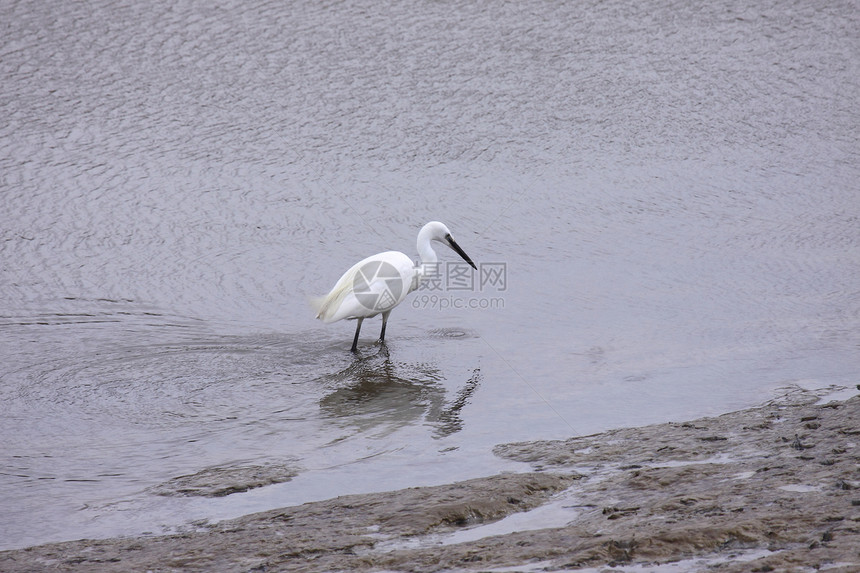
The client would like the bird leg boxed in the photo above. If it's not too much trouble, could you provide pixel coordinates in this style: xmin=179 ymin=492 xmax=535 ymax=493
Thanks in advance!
xmin=379 ymin=310 xmax=391 ymax=343
xmin=351 ymin=317 xmax=364 ymax=352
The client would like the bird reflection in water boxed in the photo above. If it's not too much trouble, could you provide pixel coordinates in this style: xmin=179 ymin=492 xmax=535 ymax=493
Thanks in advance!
xmin=318 ymin=346 xmax=481 ymax=439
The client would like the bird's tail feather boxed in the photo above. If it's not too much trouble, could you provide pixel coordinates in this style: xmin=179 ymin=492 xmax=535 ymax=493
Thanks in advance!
xmin=310 ymin=265 xmax=360 ymax=323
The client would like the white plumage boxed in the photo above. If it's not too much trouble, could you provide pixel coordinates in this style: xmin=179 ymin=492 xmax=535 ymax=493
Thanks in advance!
xmin=313 ymin=221 xmax=476 ymax=351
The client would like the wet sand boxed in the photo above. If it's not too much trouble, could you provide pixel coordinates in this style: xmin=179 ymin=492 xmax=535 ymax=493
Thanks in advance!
xmin=3 ymin=390 xmax=858 ymax=572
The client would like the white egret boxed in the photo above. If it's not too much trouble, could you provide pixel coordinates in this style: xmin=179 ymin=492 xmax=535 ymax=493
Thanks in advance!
xmin=313 ymin=221 xmax=477 ymax=351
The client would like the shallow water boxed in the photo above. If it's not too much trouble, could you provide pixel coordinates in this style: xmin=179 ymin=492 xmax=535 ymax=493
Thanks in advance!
xmin=1 ymin=0 xmax=858 ymax=549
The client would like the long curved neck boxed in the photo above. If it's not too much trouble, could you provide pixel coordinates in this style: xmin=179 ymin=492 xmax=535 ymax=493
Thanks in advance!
xmin=415 ymin=228 xmax=439 ymax=285
xmin=417 ymin=232 xmax=438 ymax=266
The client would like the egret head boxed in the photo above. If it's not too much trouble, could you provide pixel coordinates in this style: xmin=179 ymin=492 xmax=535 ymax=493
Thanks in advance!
xmin=420 ymin=221 xmax=477 ymax=270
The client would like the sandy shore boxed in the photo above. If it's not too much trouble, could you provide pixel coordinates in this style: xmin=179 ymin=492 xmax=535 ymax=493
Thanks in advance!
xmin=2 ymin=389 xmax=858 ymax=572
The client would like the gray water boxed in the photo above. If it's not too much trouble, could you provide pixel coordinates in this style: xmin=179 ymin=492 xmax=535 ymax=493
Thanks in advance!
xmin=1 ymin=0 xmax=858 ymax=550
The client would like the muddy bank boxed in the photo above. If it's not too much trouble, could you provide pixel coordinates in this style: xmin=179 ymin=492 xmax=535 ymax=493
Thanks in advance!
xmin=147 ymin=462 xmax=299 ymax=498
xmin=0 ymin=473 xmax=575 ymax=572
xmin=2 ymin=391 xmax=858 ymax=572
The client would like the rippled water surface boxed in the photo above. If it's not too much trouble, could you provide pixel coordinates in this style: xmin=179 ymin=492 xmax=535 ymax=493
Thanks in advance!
xmin=2 ymin=0 xmax=858 ymax=549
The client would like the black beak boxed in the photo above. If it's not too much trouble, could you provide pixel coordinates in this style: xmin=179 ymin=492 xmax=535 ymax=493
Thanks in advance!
xmin=445 ymin=234 xmax=477 ymax=270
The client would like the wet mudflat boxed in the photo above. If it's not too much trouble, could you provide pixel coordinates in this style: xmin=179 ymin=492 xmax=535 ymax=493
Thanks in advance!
xmin=3 ymin=391 xmax=857 ymax=572
xmin=2 ymin=0 xmax=858 ymax=549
